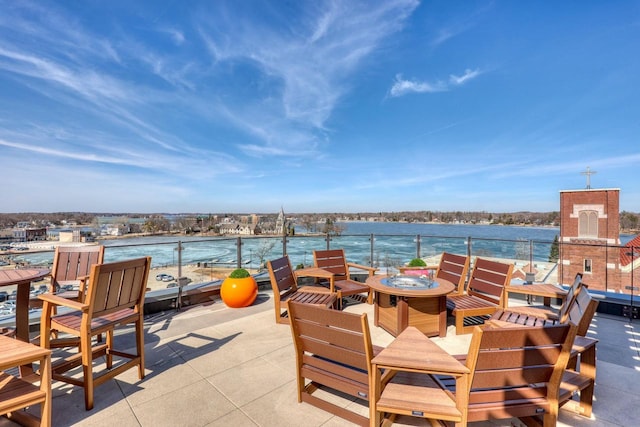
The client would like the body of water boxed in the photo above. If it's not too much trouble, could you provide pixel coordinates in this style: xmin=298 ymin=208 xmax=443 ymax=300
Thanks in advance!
xmin=9 ymin=221 xmax=635 ymax=272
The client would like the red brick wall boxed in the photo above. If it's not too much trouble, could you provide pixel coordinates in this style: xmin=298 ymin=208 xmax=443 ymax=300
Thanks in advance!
xmin=559 ymin=189 xmax=621 ymax=292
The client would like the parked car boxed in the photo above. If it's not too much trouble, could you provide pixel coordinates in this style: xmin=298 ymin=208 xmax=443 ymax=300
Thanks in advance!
xmin=162 ymin=275 xmax=174 ymax=282
xmin=166 ymin=282 xmax=178 ymax=288
xmin=156 ymin=273 xmax=170 ymax=281
xmin=0 ymin=291 xmax=8 ymax=302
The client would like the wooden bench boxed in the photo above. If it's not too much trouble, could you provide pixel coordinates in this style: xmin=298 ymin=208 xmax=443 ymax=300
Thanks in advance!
xmin=446 ymin=257 xmax=513 ymax=334
xmin=0 ymin=335 xmax=52 ymax=426
xmin=287 ymin=301 xmax=393 ymax=426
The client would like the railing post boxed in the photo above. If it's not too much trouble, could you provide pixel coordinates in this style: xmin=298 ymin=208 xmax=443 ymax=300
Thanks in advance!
xmin=466 ymin=236 xmax=472 ymax=283
xmin=282 ymin=234 xmax=288 ymax=256
xmin=416 ymin=234 xmax=421 ymax=259
xmin=369 ymin=233 xmax=375 ymax=267
xmin=325 ymin=233 xmax=331 ymax=250
xmin=529 ymin=240 xmax=533 ymax=273
xmin=236 ymin=237 xmax=242 ymax=269
xmin=177 ymin=241 xmax=183 ymax=278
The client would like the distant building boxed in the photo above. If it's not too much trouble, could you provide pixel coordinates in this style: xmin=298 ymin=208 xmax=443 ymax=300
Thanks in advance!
xmin=218 ymin=222 xmax=256 ymax=235
xmin=13 ymin=226 xmax=46 ymax=242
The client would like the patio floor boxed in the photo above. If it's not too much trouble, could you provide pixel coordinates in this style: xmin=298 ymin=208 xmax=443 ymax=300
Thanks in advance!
xmin=2 ymin=289 xmax=640 ymax=426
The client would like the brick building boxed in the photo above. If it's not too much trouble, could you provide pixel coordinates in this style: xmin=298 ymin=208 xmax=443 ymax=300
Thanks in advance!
xmin=559 ymin=187 xmax=639 ymax=295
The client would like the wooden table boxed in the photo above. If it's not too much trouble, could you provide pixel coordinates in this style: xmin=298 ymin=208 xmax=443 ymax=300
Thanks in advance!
xmin=505 ymin=283 xmax=567 ymax=308
xmin=367 ymin=275 xmax=455 ymax=337
xmin=0 ymin=269 xmax=50 ymax=342
xmin=0 ymin=335 xmax=52 ymax=426
xmin=370 ymin=326 xmax=469 ymax=426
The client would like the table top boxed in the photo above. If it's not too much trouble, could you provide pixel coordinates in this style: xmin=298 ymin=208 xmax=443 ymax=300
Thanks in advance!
xmin=0 ymin=335 xmax=51 ymax=369
xmin=367 ymin=275 xmax=455 ymax=298
xmin=372 ymin=326 xmax=469 ymax=375
xmin=505 ymin=283 xmax=568 ymax=299
xmin=0 ymin=268 xmax=50 ymax=287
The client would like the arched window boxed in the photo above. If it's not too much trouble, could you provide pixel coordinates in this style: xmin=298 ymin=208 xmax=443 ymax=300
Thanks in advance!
xmin=578 ymin=211 xmax=598 ymax=237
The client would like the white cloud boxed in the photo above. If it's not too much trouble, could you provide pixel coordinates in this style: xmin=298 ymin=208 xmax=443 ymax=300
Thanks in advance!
xmin=389 ymin=74 xmax=447 ymax=96
xmin=450 ymin=68 xmax=481 ymax=85
xmin=390 ymin=68 xmax=481 ymax=97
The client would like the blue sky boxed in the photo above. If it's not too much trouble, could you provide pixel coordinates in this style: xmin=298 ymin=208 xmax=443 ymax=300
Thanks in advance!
xmin=1 ymin=1 xmax=639 ymax=214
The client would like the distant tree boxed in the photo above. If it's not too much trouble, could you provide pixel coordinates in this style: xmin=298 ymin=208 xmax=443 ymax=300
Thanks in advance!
xmin=321 ymin=217 xmax=344 ymax=236
xmin=255 ymin=239 xmax=277 ymax=271
xmin=549 ymin=235 xmax=559 ymax=262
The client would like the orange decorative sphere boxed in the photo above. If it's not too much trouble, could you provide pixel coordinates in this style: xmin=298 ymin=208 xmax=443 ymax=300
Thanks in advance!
xmin=220 ymin=276 xmax=258 ymax=308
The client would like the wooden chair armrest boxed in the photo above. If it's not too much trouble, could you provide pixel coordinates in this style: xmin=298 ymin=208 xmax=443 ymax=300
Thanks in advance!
xmin=38 ymin=293 xmax=88 ymax=311
xmin=77 ymin=275 xmax=89 ymax=301
xmin=346 ymin=262 xmax=378 ymax=276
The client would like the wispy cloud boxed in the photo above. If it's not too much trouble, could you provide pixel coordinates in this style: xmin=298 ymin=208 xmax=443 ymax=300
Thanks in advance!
xmin=197 ymin=0 xmax=419 ymax=150
xmin=390 ymin=68 xmax=481 ymax=97
xmin=449 ymin=68 xmax=481 ymax=85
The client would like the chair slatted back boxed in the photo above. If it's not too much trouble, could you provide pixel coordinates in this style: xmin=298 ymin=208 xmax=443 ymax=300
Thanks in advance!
xmin=85 ymin=257 xmax=150 ymax=318
xmin=51 ymin=245 xmax=105 ymax=290
xmin=288 ymin=301 xmax=373 ymax=395
xmin=267 ymin=256 xmax=298 ymax=296
xmin=558 ymin=272 xmax=584 ymax=322
xmin=464 ymin=322 xmax=577 ymax=421
xmin=467 ymin=258 xmax=513 ymax=306
xmin=436 ymin=252 xmax=470 ymax=294
xmin=566 ymin=285 xmax=599 ymax=336
xmin=313 ymin=249 xmax=349 ymax=279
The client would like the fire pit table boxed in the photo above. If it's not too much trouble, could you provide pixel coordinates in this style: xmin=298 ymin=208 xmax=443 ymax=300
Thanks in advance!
xmin=366 ymin=274 xmax=455 ymax=337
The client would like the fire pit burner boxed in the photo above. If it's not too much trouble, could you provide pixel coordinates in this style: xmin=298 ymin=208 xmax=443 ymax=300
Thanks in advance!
xmin=381 ymin=275 xmax=439 ymax=290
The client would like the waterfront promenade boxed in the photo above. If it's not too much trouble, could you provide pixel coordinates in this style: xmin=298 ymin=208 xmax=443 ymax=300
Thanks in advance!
xmin=2 ymin=287 xmax=638 ymax=426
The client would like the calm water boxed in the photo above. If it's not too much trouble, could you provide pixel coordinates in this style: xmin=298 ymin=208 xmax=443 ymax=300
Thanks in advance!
xmin=11 ymin=222 xmax=634 ymax=271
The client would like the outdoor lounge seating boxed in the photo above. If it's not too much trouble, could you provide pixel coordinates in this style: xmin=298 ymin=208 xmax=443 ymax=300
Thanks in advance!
xmin=446 ymin=257 xmax=513 ymax=334
xmin=38 ymin=257 xmax=151 ymax=410
xmin=313 ymin=249 xmax=377 ymax=307
xmin=489 ymin=282 xmax=600 ymax=418
xmin=267 ymin=256 xmax=337 ymax=324
xmin=370 ymin=322 xmax=578 ymax=426
xmin=287 ymin=301 xmax=394 ymax=426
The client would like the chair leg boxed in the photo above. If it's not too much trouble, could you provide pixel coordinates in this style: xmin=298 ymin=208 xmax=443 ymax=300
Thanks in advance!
xmin=106 ymin=329 xmax=114 ymax=370
xmin=40 ymin=302 xmax=52 ymax=350
xmin=136 ymin=316 xmax=145 ymax=379
xmin=81 ymin=331 xmax=94 ymax=410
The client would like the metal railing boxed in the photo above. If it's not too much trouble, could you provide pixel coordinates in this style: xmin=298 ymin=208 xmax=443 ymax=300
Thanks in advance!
xmin=2 ymin=233 xmax=638 ymax=310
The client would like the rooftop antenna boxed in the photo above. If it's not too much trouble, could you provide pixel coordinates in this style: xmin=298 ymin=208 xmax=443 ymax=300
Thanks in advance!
xmin=580 ymin=166 xmax=597 ymax=189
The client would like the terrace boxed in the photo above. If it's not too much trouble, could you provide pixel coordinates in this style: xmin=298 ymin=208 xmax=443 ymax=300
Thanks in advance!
xmin=0 ymin=284 xmax=638 ymax=426
xmin=1 ymin=233 xmax=639 ymax=426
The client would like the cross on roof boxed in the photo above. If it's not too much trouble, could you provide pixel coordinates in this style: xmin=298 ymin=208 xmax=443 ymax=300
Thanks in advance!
xmin=580 ymin=166 xmax=597 ymax=189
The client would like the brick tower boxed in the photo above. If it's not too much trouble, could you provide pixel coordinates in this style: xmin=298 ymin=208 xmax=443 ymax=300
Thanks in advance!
xmin=559 ymin=182 xmax=621 ymax=291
